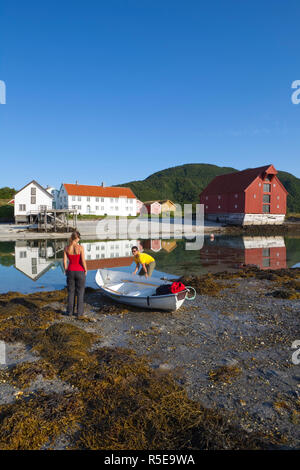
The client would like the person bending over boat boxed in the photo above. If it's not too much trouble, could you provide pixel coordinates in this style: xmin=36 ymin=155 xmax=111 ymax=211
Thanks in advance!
xmin=63 ymin=230 xmax=88 ymax=317
xmin=131 ymin=246 xmax=156 ymax=278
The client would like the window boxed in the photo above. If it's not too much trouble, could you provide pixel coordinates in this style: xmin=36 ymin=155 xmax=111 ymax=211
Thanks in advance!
xmin=31 ymin=197 xmax=36 ymax=204
xmin=31 ymin=258 xmax=37 ymax=275
xmin=101 ymin=246 xmax=105 ymax=250
xmin=101 ymin=198 xmax=104 ymax=202
xmin=263 ymin=194 xmax=270 ymax=203
xmin=263 ymin=204 xmax=270 ymax=213
xmin=31 ymin=187 xmax=36 ymax=195
xmin=78 ymin=196 xmax=81 ymax=201
xmin=263 ymin=183 xmax=271 ymax=192
xmin=262 ymin=258 xmax=270 ymax=268
xmin=87 ymin=197 xmax=90 ymax=202
xmin=87 ymin=244 xmax=91 ymax=251
xmin=72 ymin=196 xmax=75 ymax=201
xmin=19 ymin=204 xmax=26 ymax=211
xmin=96 ymin=254 xmax=99 ymax=259
xmin=110 ymin=198 xmax=114 ymax=203
xmin=96 ymin=197 xmax=99 ymax=202
xmin=101 ymin=206 xmax=104 ymax=210
xmin=115 ymin=206 xmax=118 ymax=211
xmin=96 ymin=246 xmax=99 ymax=250
xmin=19 ymin=251 xmax=27 ymax=258
xmin=96 ymin=206 xmax=99 ymax=210
xmin=262 ymin=248 xmax=270 ymax=257
xmin=264 ymin=176 xmax=271 ymax=182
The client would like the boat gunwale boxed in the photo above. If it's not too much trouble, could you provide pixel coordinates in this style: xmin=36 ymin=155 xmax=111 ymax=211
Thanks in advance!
xmin=99 ymin=285 xmax=188 ymax=301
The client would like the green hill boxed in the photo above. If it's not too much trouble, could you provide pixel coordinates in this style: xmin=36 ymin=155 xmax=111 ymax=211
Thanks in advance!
xmin=118 ymin=163 xmax=300 ymax=213
xmin=0 ymin=187 xmax=16 ymax=200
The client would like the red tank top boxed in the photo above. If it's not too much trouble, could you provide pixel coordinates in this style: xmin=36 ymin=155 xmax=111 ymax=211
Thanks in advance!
xmin=66 ymin=250 xmax=85 ymax=272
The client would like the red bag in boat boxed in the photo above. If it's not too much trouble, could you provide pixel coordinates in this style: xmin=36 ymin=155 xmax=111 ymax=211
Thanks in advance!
xmin=170 ymin=281 xmax=186 ymax=294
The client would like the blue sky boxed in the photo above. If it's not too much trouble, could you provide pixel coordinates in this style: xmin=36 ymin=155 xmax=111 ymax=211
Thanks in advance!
xmin=1 ymin=0 xmax=300 ymax=190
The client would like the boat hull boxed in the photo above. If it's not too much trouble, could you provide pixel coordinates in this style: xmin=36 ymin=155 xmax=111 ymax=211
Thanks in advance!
xmin=95 ymin=269 xmax=187 ymax=311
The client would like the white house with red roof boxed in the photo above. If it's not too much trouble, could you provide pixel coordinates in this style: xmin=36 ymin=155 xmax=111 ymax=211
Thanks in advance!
xmin=57 ymin=183 xmax=138 ymax=216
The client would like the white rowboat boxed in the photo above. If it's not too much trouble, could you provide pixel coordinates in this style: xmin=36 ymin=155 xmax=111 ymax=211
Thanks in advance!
xmin=95 ymin=269 xmax=192 ymax=311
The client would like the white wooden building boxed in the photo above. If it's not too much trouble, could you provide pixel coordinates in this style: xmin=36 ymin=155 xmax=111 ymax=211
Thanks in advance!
xmin=14 ymin=180 xmax=54 ymax=223
xmin=57 ymin=183 xmax=138 ymax=216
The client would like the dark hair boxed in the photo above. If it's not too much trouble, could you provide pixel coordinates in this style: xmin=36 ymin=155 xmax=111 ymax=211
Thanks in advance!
xmin=131 ymin=246 xmax=138 ymax=252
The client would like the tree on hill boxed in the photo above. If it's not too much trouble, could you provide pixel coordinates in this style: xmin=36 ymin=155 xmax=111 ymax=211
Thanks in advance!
xmin=0 ymin=187 xmax=16 ymax=200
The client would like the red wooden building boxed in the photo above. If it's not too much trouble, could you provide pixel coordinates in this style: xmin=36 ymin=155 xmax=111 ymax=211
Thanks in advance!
xmin=199 ymin=164 xmax=288 ymax=225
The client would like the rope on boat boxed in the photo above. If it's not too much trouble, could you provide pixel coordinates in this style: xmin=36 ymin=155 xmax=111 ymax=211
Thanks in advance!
xmin=185 ymin=286 xmax=196 ymax=300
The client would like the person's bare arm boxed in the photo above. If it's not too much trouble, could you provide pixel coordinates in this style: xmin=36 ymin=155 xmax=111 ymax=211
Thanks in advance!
xmin=133 ymin=262 xmax=139 ymax=275
xmin=81 ymin=246 xmax=88 ymax=275
xmin=63 ymin=249 xmax=68 ymax=273
xmin=141 ymin=263 xmax=148 ymax=278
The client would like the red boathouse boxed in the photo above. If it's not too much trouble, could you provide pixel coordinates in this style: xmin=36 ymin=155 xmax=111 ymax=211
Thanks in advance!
xmin=199 ymin=164 xmax=288 ymax=225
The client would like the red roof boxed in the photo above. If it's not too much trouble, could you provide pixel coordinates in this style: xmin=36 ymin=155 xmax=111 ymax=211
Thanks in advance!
xmin=200 ymin=164 xmax=284 ymax=195
xmin=63 ymin=184 xmax=136 ymax=199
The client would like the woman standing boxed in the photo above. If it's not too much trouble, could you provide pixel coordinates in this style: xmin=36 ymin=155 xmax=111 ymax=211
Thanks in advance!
xmin=63 ymin=231 xmax=87 ymax=317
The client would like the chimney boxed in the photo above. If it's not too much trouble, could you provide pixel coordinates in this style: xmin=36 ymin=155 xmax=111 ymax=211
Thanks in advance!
xmin=76 ymin=180 xmax=78 ymax=185
xmin=101 ymin=182 xmax=104 ymax=187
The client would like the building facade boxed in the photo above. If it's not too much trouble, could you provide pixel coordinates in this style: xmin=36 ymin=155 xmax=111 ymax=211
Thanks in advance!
xmin=14 ymin=180 xmax=54 ymax=223
xmin=57 ymin=183 xmax=137 ymax=216
xmin=199 ymin=164 xmax=288 ymax=225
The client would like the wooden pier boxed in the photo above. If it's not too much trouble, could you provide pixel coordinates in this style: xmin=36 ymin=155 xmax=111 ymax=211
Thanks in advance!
xmin=29 ymin=208 xmax=78 ymax=233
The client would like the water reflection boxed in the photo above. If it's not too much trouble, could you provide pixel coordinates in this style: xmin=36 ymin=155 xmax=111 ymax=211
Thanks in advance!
xmin=14 ymin=240 xmax=64 ymax=280
xmin=200 ymin=236 xmax=287 ymax=270
xmin=0 ymin=235 xmax=299 ymax=293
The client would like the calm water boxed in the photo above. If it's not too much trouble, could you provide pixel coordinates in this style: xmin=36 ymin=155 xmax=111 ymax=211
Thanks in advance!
xmin=0 ymin=235 xmax=299 ymax=294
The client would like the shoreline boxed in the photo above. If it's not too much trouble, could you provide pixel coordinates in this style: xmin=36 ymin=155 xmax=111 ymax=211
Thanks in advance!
xmin=0 ymin=219 xmax=299 ymax=241
xmin=0 ymin=267 xmax=299 ymax=449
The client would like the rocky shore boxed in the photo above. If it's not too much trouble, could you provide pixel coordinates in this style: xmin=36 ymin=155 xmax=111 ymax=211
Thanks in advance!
xmin=0 ymin=267 xmax=299 ymax=450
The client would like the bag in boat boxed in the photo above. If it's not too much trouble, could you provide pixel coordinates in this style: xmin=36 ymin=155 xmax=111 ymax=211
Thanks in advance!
xmin=170 ymin=281 xmax=186 ymax=294
xmin=155 ymin=282 xmax=186 ymax=296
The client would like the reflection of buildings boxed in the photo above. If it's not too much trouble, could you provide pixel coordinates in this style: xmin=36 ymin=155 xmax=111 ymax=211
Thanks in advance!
xmin=80 ymin=240 xmax=138 ymax=271
xmin=14 ymin=240 xmax=61 ymax=280
xmin=200 ymin=236 xmax=286 ymax=270
xmin=140 ymin=239 xmax=177 ymax=253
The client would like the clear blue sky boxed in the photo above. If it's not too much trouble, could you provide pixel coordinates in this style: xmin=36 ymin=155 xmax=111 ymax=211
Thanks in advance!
xmin=1 ymin=0 xmax=300 ymax=190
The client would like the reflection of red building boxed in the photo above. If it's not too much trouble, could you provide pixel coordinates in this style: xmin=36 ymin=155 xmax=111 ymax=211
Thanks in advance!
xmin=140 ymin=239 xmax=162 ymax=252
xmin=200 ymin=236 xmax=286 ymax=270
xmin=86 ymin=257 xmax=133 ymax=271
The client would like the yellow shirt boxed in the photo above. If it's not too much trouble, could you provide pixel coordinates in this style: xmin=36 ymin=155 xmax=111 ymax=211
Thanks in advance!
xmin=134 ymin=253 xmax=155 ymax=265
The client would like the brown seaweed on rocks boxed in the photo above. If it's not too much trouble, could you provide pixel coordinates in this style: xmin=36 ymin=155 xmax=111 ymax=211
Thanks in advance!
xmin=0 ymin=288 xmax=287 ymax=450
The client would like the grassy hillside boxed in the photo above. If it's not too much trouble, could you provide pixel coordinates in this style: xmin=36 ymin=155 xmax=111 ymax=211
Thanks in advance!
xmin=119 ymin=164 xmax=236 ymax=205
xmin=118 ymin=163 xmax=300 ymax=213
